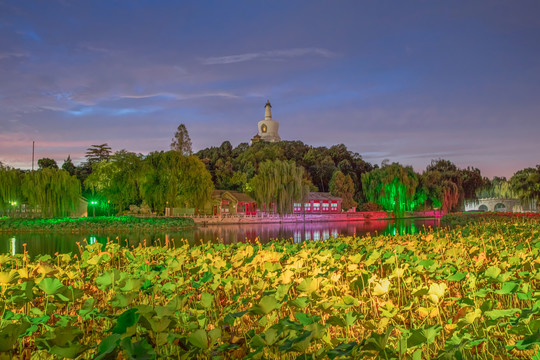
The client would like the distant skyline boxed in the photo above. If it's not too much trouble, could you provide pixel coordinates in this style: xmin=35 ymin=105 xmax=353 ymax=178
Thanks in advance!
xmin=1 ymin=1 xmax=539 ymax=179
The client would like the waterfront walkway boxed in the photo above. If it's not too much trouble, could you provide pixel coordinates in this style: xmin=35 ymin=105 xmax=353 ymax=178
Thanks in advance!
xmin=187 ymin=211 xmax=390 ymax=225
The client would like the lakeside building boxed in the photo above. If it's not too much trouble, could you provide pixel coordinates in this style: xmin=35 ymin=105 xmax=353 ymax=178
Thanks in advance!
xmin=293 ymin=192 xmax=342 ymax=214
xmin=205 ymin=190 xmax=258 ymax=216
xmin=198 ymin=191 xmax=344 ymax=216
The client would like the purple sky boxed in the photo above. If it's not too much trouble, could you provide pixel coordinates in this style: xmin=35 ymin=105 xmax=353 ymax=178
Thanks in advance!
xmin=1 ymin=1 xmax=539 ymax=179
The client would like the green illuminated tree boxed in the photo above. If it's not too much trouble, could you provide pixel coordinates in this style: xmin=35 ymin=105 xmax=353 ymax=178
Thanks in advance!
xmin=171 ymin=124 xmax=193 ymax=156
xmin=361 ymin=162 xmax=421 ymax=218
xmin=249 ymin=159 xmax=310 ymax=214
xmin=329 ymin=170 xmax=357 ymax=211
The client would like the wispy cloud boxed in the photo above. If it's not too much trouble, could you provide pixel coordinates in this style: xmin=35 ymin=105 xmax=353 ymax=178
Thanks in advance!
xmin=65 ymin=106 xmax=159 ymax=117
xmin=0 ymin=52 xmax=28 ymax=60
xmin=203 ymin=48 xmax=339 ymax=65
xmin=118 ymin=92 xmax=240 ymax=100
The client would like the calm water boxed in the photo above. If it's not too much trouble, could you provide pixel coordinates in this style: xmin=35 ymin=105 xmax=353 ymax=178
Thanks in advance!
xmin=0 ymin=218 xmax=440 ymax=257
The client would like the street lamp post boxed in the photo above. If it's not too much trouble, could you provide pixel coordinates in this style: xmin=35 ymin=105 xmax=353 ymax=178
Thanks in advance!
xmin=10 ymin=201 xmax=17 ymax=218
xmin=90 ymin=200 xmax=98 ymax=217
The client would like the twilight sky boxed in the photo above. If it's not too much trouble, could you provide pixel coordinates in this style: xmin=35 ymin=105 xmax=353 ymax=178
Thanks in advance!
xmin=1 ymin=1 xmax=539 ymax=178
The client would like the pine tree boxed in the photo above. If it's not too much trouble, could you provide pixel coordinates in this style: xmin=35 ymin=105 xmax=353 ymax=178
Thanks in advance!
xmin=62 ymin=155 xmax=77 ymax=176
xmin=171 ymin=124 xmax=193 ymax=156
xmin=85 ymin=144 xmax=112 ymax=164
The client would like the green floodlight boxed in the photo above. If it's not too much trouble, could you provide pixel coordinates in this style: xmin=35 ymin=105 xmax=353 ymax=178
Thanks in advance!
xmin=10 ymin=201 xmax=17 ymax=206
xmin=90 ymin=201 xmax=98 ymax=205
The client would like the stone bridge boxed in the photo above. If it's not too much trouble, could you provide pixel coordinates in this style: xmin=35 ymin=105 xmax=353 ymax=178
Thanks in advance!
xmin=464 ymin=198 xmax=536 ymax=212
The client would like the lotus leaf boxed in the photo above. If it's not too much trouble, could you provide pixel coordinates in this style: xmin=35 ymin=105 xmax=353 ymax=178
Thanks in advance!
xmin=0 ymin=271 xmax=19 ymax=285
xmin=37 ymin=277 xmax=65 ymax=296
xmin=250 ymin=295 xmax=282 ymax=315
xmin=372 ymin=278 xmax=391 ymax=296
xmin=428 ymin=282 xmax=447 ymax=304
xmin=0 ymin=322 xmax=30 ymax=352
xmin=112 ymin=308 xmax=139 ymax=335
xmin=188 ymin=329 xmax=208 ymax=350
xmin=119 ymin=337 xmax=156 ymax=360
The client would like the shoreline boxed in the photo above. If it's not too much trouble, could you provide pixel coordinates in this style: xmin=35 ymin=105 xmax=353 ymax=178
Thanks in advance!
xmin=0 ymin=211 xmax=444 ymax=233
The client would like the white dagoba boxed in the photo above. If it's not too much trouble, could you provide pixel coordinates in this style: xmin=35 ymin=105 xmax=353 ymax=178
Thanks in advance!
xmin=252 ymin=100 xmax=281 ymax=143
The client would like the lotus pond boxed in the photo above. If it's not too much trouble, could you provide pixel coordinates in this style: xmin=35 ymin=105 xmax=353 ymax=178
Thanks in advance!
xmin=0 ymin=218 xmax=440 ymax=258
xmin=0 ymin=217 xmax=539 ymax=359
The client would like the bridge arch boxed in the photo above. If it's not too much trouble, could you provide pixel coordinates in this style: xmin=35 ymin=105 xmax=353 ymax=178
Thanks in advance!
xmin=494 ymin=203 xmax=506 ymax=212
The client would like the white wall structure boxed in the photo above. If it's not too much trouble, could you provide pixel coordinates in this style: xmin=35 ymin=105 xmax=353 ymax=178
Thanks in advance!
xmin=252 ymin=100 xmax=281 ymax=143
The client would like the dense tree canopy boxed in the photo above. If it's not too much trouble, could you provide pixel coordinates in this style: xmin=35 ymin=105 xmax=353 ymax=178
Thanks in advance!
xmin=421 ymin=160 xmax=461 ymax=212
xmin=139 ymin=151 xmax=213 ymax=214
xmin=477 ymin=177 xmax=516 ymax=199
xmin=37 ymin=158 xmax=58 ymax=170
xmin=196 ymin=141 xmax=373 ymax=203
xmin=329 ymin=170 xmax=357 ymax=211
xmin=5 ymin=138 xmax=535 ymax=218
xmin=510 ymin=165 xmax=540 ymax=204
xmin=85 ymin=150 xmax=143 ymax=213
xmin=420 ymin=159 xmax=487 ymax=212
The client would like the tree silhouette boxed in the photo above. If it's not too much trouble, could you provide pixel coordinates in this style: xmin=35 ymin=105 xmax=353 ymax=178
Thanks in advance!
xmin=171 ymin=124 xmax=193 ymax=156
xmin=85 ymin=144 xmax=112 ymax=164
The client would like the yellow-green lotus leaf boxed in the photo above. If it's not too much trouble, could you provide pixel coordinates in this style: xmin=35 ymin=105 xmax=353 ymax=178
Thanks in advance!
xmin=372 ymin=278 xmax=391 ymax=296
xmin=428 ymin=283 xmax=447 ymax=304
xmin=279 ymin=269 xmax=294 ymax=284
xmin=0 ymin=255 xmax=11 ymax=265
xmin=33 ymin=262 xmax=58 ymax=277
xmin=0 ymin=270 xmax=19 ymax=285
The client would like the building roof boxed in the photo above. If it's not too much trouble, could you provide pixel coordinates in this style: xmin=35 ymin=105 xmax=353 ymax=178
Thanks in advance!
xmin=212 ymin=190 xmax=256 ymax=203
xmin=307 ymin=192 xmax=342 ymax=201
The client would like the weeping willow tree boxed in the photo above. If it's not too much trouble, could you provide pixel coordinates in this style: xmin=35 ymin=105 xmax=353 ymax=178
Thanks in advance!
xmin=0 ymin=167 xmax=24 ymax=214
xmin=476 ymin=179 xmax=516 ymax=199
xmin=21 ymin=168 xmax=81 ymax=217
xmin=440 ymin=180 xmax=460 ymax=213
xmin=249 ymin=159 xmax=310 ymax=214
xmin=138 ymin=151 xmax=213 ymax=213
xmin=420 ymin=160 xmax=463 ymax=212
xmin=361 ymin=163 xmax=422 ymax=218
xmin=510 ymin=165 xmax=540 ymax=207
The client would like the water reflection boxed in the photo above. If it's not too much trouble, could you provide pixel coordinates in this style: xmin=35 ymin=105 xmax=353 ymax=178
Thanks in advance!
xmin=0 ymin=218 xmax=440 ymax=257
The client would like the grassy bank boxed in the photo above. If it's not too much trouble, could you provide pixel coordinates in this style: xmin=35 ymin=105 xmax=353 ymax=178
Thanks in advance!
xmin=441 ymin=211 xmax=540 ymax=226
xmin=0 ymin=217 xmax=539 ymax=359
xmin=0 ymin=216 xmax=195 ymax=233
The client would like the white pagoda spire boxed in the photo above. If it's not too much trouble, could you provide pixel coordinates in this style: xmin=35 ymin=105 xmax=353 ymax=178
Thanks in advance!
xmin=265 ymin=100 xmax=272 ymax=120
